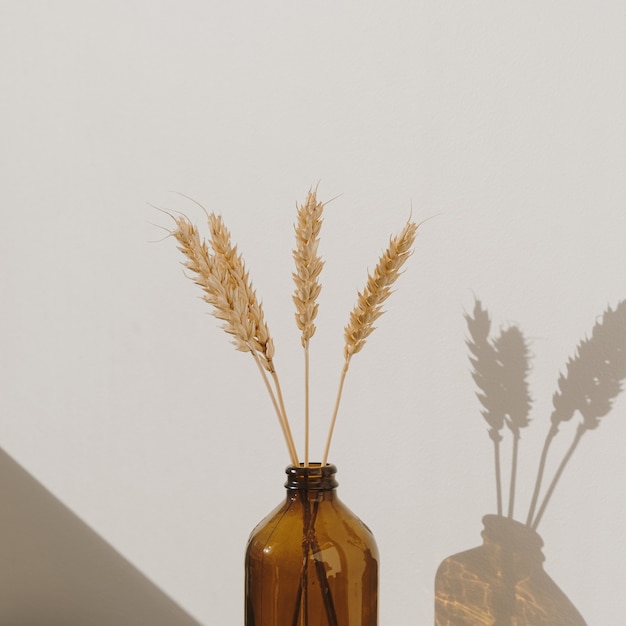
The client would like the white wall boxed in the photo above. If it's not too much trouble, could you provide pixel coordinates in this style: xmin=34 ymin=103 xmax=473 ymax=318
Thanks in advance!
xmin=2 ymin=1 xmax=625 ymax=624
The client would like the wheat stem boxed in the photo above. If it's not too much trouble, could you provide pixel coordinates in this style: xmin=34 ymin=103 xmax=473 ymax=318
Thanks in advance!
xmin=322 ymin=357 xmax=351 ymax=466
xmin=531 ymin=423 xmax=585 ymax=530
xmin=250 ymin=351 xmax=299 ymax=466
xmin=493 ymin=438 xmax=503 ymax=516
xmin=507 ymin=435 xmax=520 ymax=518
xmin=526 ymin=424 xmax=558 ymax=525
xmin=304 ymin=344 xmax=310 ymax=467
xmin=270 ymin=368 xmax=299 ymax=465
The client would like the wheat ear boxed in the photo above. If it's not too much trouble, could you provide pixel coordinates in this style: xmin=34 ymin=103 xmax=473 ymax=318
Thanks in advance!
xmin=172 ymin=215 xmax=299 ymax=465
xmin=293 ymin=188 xmax=325 ymax=466
xmin=322 ymin=218 xmax=418 ymax=465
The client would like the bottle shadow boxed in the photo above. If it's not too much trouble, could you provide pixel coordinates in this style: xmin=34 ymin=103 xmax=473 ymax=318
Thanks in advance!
xmin=434 ymin=298 xmax=626 ymax=626
xmin=0 ymin=447 xmax=203 ymax=626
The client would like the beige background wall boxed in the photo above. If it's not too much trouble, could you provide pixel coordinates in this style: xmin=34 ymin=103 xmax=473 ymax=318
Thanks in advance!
xmin=2 ymin=2 xmax=625 ymax=624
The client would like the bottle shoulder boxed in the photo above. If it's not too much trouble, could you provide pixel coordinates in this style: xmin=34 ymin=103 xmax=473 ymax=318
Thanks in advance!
xmin=246 ymin=493 xmax=378 ymax=559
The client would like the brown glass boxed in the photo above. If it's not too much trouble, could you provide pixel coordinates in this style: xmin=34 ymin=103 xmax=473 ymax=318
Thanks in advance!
xmin=245 ymin=464 xmax=378 ymax=626
xmin=435 ymin=514 xmax=586 ymax=625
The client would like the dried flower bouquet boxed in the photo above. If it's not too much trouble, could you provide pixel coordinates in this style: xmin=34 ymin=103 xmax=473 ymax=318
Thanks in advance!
xmin=169 ymin=188 xmax=418 ymax=466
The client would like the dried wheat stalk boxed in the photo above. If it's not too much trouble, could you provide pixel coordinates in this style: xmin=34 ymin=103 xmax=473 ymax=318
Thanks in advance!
xmin=292 ymin=188 xmax=325 ymax=466
xmin=171 ymin=214 xmax=299 ymax=466
xmin=322 ymin=218 xmax=418 ymax=465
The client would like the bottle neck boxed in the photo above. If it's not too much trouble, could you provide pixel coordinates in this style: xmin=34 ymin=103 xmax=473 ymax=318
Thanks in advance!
xmin=284 ymin=463 xmax=338 ymax=492
xmin=481 ymin=514 xmax=545 ymax=568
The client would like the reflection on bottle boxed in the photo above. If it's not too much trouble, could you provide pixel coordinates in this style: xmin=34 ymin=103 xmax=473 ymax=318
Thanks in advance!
xmin=435 ymin=515 xmax=586 ymax=626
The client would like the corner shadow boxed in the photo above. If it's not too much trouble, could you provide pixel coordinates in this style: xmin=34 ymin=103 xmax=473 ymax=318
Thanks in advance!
xmin=0 ymin=447 xmax=203 ymax=626
xmin=435 ymin=298 xmax=626 ymax=625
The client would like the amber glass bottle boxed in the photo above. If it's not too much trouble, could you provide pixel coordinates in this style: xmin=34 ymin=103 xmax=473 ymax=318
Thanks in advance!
xmin=435 ymin=514 xmax=586 ymax=626
xmin=245 ymin=464 xmax=378 ymax=626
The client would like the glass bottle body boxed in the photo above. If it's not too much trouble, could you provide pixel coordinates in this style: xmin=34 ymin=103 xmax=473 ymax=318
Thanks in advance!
xmin=434 ymin=514 xmax=586 ymax=626
xmin=245 ymin=464 xmax=378 ymax=626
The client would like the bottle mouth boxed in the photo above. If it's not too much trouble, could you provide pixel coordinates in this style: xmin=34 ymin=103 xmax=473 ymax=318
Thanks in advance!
xmin=481 ymin=514 xmax=544 ymax=555
xmin=285 ymin=463 xmax=338 ymax=490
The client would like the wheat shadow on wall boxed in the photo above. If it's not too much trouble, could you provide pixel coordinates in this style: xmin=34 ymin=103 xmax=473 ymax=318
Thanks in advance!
xmin=434 ymin=298 xmax=626 ymax=626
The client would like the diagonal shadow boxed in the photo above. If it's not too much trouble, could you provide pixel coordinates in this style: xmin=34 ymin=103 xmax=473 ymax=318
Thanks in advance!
xmin=0 ymin=447 xmax=203 ymax=626
xmin=435 ymin=298 xmax=626 ymax=626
